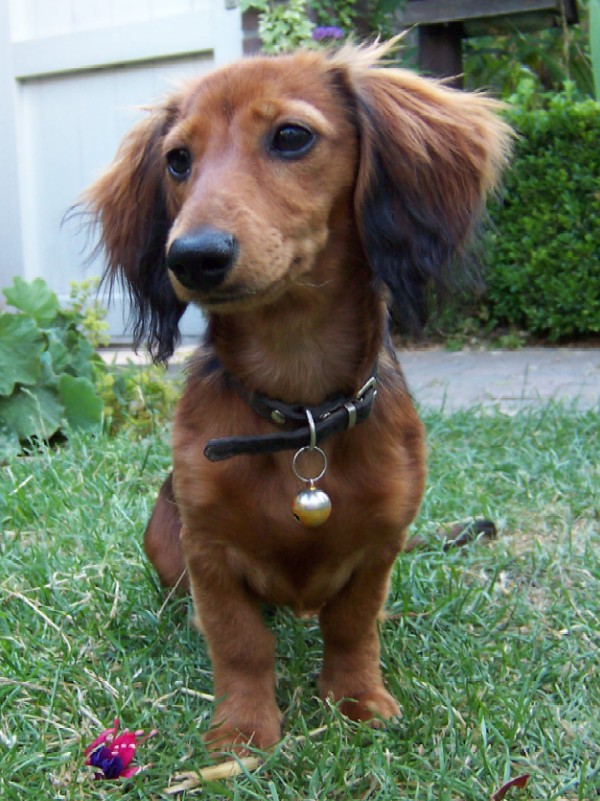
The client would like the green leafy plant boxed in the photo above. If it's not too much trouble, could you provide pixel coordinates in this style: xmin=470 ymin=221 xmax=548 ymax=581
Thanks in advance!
xmin=240 ymin=0 xmax=315 ymax=52
xmin=98 ymin=362 xmax=182 ymax=436
xmin=464 ymin=1 xmax=594 ymax=99
xmin=67 ymin=278 xmax=111 ymax=348
xmin=240 ymin=0 xmax=385 ymax=52
xmin=483 ymin=87 xmax=600 ymax=339
xmin=0 ymin=277 xmax=184 ymax=455
xmin=0 ymin=278 xmax=108 ymax=457
xmin=309 ymin=0 xmax=357 ymax=32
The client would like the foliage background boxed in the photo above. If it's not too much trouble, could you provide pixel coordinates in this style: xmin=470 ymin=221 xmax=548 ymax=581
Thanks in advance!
xmin=0 ymin=279 xmax=180 ymax=460
xmin=484 ymin=88 xmax=600 ymax=340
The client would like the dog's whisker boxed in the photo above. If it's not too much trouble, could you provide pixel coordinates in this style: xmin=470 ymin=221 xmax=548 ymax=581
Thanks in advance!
xmin=291 ymin=277 xmax=334 ymax=289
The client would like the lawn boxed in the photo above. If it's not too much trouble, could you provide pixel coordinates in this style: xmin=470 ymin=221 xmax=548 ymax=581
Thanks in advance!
xmin=0 ymin=403 xmax=598 ymax=800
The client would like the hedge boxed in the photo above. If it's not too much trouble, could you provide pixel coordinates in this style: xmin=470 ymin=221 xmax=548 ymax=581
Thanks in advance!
xmin=483 ymin=91 xmax=600 ymax=339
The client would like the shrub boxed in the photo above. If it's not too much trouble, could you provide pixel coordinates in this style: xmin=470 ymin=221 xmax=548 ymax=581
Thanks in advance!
xmin=0 ymin=278 xmax=181 ymax=458
xmin=98 ymin=362 xmax=181 ymax=436
xmin=0 ymin=278 xmax=107 ymax=456
xmin=464 ymin=4 xmax=594 ymax=99
xmin=240 ymin=0 xmax=315 ymax=52
xmin=484 ymin=86 xmax=600 ymax=339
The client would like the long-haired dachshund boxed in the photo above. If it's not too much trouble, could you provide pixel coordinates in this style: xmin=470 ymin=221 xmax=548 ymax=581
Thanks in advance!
xmin=86 ymin=40 xmax=511 ymax=752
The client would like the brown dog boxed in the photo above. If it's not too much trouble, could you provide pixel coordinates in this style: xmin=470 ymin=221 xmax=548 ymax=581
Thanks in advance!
xmin=86 ymin=40 xmax=511 ymax=752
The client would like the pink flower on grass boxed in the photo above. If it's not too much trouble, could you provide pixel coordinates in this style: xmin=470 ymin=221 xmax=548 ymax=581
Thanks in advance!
xmin=84 ymin=718 xmax=157 ymax=780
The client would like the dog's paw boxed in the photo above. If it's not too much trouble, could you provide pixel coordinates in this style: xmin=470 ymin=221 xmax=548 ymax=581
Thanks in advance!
xmin=203 ymin=705 xmax=282 ymax=755
xmin=322 ymin=683 xmax=401 ymax=726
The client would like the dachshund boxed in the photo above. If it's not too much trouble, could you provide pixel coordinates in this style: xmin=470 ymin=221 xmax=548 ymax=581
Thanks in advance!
xmin=85 ymin=39 xmax=512 ymax=753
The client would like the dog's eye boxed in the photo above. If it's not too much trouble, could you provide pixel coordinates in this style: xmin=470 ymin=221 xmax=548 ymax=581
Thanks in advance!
xmin=166 ymin=148 xmax=192 ymax=180
xmin=269 ymin=124 xmax=315 ymax=159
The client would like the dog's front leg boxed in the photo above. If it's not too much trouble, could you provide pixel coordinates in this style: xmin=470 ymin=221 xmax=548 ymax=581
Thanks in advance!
xmin=182 ymin=530 xmax=282 ymax=753
xmin=318 ymin=552 xmax=400 ymax=725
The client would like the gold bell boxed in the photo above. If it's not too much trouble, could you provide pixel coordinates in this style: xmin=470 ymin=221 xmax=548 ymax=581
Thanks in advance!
xmin=291 ymin=413 xmax=331 ymax=527
xmin=292 ymin=485 xmax=332 ymax=527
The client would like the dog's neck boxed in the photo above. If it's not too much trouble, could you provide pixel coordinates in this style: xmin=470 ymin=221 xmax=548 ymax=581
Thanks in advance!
xmin=207 ymin=257 xmax=384 ymax=406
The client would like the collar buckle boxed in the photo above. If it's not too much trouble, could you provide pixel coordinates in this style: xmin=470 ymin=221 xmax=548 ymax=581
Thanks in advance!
xmin=355 ymin=375 xmax=377 ymax=401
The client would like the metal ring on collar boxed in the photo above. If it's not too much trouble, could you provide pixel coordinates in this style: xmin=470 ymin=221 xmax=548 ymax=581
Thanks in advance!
xmin=292 ymin=445 xmax=327 ymax=484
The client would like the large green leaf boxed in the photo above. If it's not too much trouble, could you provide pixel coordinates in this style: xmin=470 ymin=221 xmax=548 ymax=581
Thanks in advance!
xmin=61 ymin=328 xmax=98 ymax=380
xmin=46 ymin=331 xmax=70 ymax=376
xmin=46 ymin=326 xmax=102 ymax=381
xmin=0 ymin=314 xmax=45 ymax=395
xmin=0 ymin=423 xmax=21 ymax=462
xmin=3 ymin=277 xmax=60 ymax=327
xmin=0 ymin=385 xmax=63 ymax=440
xmin=58 ymin=374 xmax=103 ymax=431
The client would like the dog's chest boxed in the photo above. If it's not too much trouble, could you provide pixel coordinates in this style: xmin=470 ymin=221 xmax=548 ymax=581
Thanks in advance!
xmin=227 ymin=535 xmax=367 ymax=614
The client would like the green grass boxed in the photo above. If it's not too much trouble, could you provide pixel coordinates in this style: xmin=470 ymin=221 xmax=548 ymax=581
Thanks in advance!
xmin=1 ymin=404 xmax=598 ymax=800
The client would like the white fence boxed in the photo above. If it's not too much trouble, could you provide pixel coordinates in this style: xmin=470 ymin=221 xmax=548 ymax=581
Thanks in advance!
xmin=0 ymin=0 xmax=242 ymax=340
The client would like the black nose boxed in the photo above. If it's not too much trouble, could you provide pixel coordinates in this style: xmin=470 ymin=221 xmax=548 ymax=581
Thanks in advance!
xmin=166 ymin=228 xmax=238 ymax=292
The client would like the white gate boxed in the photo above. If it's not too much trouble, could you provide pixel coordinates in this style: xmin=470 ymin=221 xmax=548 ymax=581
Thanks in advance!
xmin=0 ymin=0 xmax=242 ymax=342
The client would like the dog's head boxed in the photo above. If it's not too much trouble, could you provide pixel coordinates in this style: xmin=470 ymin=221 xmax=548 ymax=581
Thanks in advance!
xmin=86 ymin=40 xmax=511 ymax=361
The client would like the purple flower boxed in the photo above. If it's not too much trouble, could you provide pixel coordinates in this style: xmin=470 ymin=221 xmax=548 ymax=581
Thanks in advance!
xmin=84 ymin=718 xmax=157 ymax=780
xmin=312 ymin=26 xmax=345 ymax=42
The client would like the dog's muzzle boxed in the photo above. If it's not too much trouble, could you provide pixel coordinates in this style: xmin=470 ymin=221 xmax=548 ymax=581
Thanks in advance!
xmin=167 ymin=227 xmax=238 ymax=292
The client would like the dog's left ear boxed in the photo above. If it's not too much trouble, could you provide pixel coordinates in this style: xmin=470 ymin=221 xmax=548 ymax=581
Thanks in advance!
xmin=335 ymin=50 xmax=512 ymax=331
xmin=84 ymin=104 xmax=186 ymax=363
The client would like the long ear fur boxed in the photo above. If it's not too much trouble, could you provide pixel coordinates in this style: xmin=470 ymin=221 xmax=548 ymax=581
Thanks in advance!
xmin=330 ymin=42 xmax=513 ymax=332
xmin=85 ymin=106 xmax=186 ymax=362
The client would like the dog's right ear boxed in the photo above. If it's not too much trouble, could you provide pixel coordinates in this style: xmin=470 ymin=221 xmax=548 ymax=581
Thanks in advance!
xmin=328 ymin=40 xmax=512 ymax=334
xmin=85 ymin=106 xmax=186 ymax=363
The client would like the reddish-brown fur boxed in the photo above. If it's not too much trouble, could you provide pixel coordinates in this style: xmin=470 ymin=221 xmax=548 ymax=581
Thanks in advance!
xmin=86 ymin=40 xmax=512 ymax=752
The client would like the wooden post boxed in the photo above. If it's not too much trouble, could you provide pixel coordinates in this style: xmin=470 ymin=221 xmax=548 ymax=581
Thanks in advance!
xmin=418 ymin=22 xmax=464 ymax=86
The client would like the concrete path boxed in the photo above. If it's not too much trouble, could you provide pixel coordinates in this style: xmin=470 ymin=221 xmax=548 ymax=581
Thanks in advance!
xmin=99 ymin=347 xmax=600 ymax=412
xmin=398 ymin=348 xmax=599 ymax=412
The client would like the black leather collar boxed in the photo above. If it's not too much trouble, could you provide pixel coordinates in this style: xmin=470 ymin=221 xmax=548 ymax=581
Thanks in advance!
xmin=204 ymin=371 xmax=378 ymax=462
